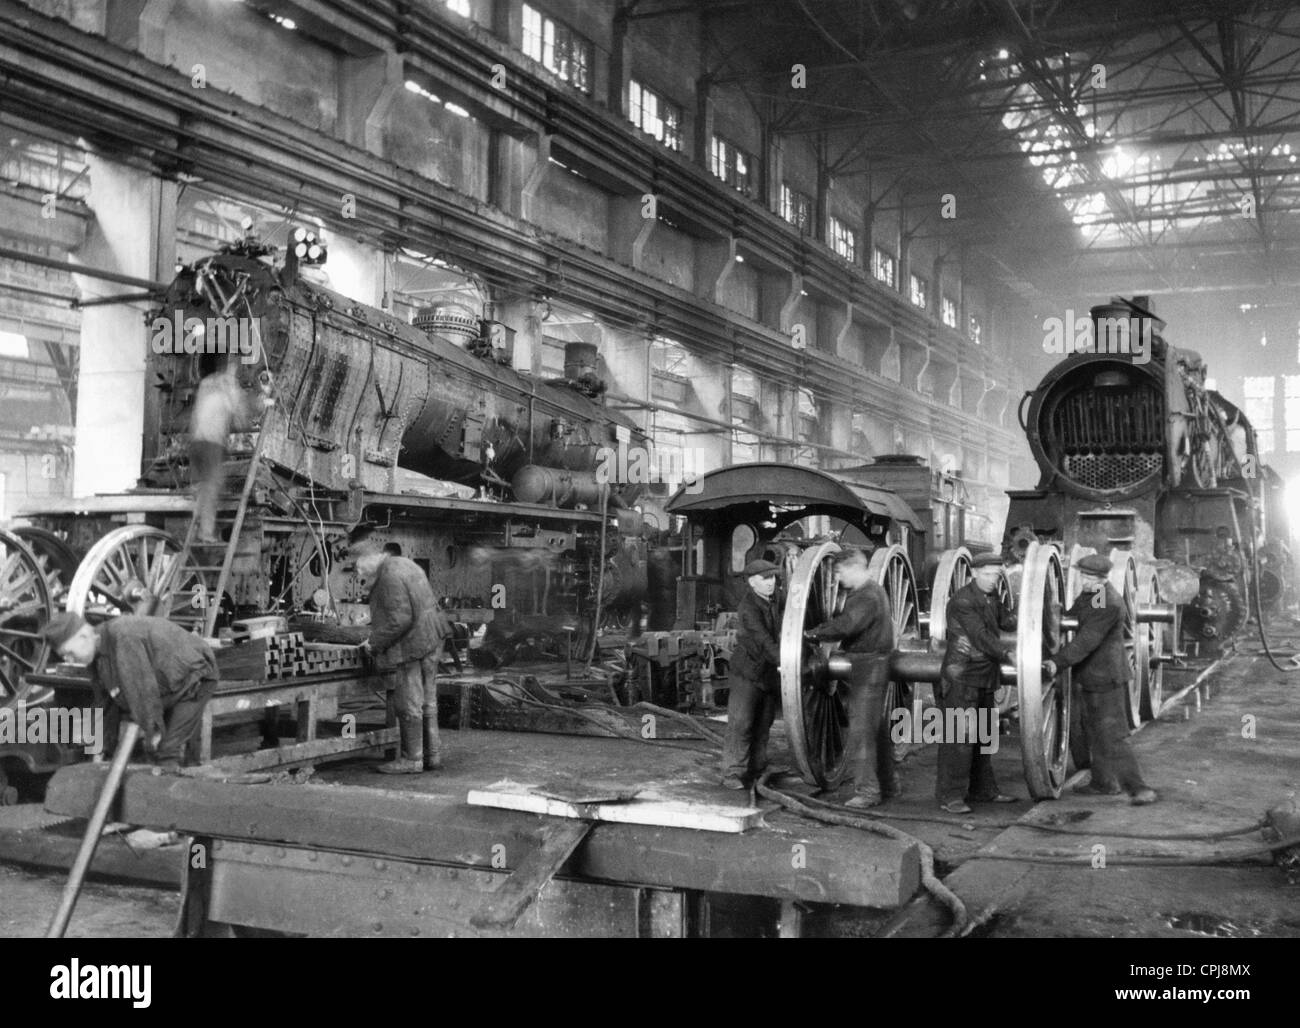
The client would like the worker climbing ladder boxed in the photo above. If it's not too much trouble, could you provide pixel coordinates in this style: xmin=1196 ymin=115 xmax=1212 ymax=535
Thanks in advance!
xmin=173 ymin=427 xmax=269 ymax=638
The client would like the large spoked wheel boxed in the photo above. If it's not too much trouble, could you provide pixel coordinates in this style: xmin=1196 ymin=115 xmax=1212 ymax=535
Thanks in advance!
xmin=1108 ymin=549 xmax=1141 ymax=727
xmin=781 ymin=541 xmax=850 ymax=788
xmin=1017 ymin=541 xmax=1072 ymax=799
xmin=12 ymin=526 xmax=81 ymax=608
xmin=1137 ymin=566 xmax=1166 ymax=720
xmin=67 ymin=526 xmax=212 ymax=633
xmin=0 ymin=530 xmax=53 ymax=707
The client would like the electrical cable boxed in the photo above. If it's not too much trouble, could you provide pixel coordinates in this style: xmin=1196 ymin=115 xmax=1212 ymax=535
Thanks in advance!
xmin=756 ymin=772 xmax=970 ymax=938
xmin=1241 ymin=463 xmax=1300 ymax=671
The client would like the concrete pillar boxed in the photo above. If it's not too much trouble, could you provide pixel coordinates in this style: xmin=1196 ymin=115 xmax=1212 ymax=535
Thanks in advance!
xmin=495 ymin=298 xmax=536 ymax=373
xmin=831 ymin=301 xmax=853 ymax=360
xmin=881 ymin=334 xmax=901 ymax=381
xmin=608 ymin=192 xmax=657 ymax=270
xmin=338 ymin=50 xmax=403 ymax=155
xmin=490 ymin=131 xmax=536 ymax=217
xmin=521 ymin=134 xmax=554 ymax=224
xmin=779 ymin=273 xmax=803 ymax=336
xmin=915 ymin=346 xmax=931 ymax=394
xmin=73 ymin=155 xmax=176 ymax=496
xmin=695 ymin=236 xmax=736 ymax=304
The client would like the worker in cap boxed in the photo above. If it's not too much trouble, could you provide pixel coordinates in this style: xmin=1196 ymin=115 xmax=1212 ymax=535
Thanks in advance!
xmin=1044 ymin=553 xmax=1157 ymax=805
xmin=348 ymin=525 xmax=451 ymax=774
xmin=803 ymin=547 xmax=899 ymax=807
xmin=935 ymin=551 xmax=1019 ymax=813
xmin=41 ymin=611 xmax=218 ymax=770
xmin=721 ymin=558 xmax=786 ymax=789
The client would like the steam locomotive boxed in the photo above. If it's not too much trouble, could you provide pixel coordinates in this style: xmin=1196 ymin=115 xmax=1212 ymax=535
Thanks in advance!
xmin=1003 ymin=296 xmax=1293 ymax=656
xmin=8 ymin=232 xmax=663 ymax=685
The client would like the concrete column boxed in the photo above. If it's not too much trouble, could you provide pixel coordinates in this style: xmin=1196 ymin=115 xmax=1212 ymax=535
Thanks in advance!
xmin=779 ymin=273 xmax=803 ymax=336
xmin=608 ymin=192 xmax=657 ymax=270
xmin=831 ymin=300 xmax=853 ymax=360
xmin=695 ymin=236 xmax=736 ymax=304
xmin=915 ymin=346 xmax=931 ymax=394
xmin=881 ymin=334 xmax=901 ymax=381
xmin=521 ymin=133 xmax=554 ymax=224
xmin=73 ymin=155 xmax=176 ymax=496
xmin=338 ymin=50 xmax=403 ymax=155
xmin=494 ymin=299 xmax=535 ymax=373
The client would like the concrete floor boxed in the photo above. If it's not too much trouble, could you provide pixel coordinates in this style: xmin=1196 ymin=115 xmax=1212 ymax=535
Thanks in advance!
xmin=2 ymin=642 xmax=1297 ymax=937
xmin=0 ymin=863 xmax=177 ymax=938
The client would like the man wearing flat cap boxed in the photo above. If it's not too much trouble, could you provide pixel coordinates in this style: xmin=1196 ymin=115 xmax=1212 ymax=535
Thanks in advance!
xmin=936 ymin=552 xmax=1019 ymax=813
xmin=804 ymin=547 xmax=898 ymax=807
xmin=41 ymin=611 xmax=218 ymax=769
xmin=721 ymin=558 xmax=785 ymax=789
xmin=1044 ymin=553 xmax=1157 ymax=805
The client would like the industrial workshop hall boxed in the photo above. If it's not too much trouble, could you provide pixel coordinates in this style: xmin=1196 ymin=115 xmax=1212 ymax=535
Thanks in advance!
xmin=0 ymin=0 xmax=1296 ymax=985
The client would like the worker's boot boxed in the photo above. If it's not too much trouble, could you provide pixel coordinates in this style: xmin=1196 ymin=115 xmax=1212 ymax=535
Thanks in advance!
xmin=423 ymin=715 xmax=443 ymax=771
xmin=377 ymin=716 xmax=424 ymax=774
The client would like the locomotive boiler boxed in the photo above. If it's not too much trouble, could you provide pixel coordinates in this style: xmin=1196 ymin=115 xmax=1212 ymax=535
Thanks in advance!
xmin=1004 ymin=296 xmax=1292 ymax=670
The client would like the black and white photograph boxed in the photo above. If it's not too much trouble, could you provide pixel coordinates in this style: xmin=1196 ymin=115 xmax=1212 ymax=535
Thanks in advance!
xmin=0 ymin=0 xmax=1295 ymax=974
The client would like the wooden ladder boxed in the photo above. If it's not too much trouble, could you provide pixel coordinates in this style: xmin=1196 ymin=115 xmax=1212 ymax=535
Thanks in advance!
xmin=175 ymin=429 xmax=268 ymax=638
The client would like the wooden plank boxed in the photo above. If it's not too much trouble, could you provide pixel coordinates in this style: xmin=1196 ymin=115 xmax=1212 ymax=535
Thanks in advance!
xmin=470 ymin=819 xmax=595 ymax=929
xmin=44 ymin=766 xmax=920 ymax=908
xmin=203 ymin=729 xmax=398 ymax=773
xmin=467 ymin=780 xmax=763 ymax=833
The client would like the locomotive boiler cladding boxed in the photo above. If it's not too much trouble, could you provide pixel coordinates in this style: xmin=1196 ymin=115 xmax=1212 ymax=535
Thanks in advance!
xmin=1005 ymin=297 xmax=1293 ymax=652
xmin=142 ymin=239 xmax=650 ymax=506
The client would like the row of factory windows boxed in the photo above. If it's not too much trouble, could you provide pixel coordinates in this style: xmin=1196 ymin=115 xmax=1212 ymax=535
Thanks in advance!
xmin=508 ymin=2 xmax=986 ymax=348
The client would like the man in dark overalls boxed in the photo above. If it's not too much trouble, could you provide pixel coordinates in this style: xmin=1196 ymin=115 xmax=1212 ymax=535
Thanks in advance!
xmin=350 ymin=526 xmax=450 ymax=774
xmin=721 ymin=559 xmax=784 ymax=789
xmin=806 ymin=547 xmax=898 ymax=808
xmin=1044 ymin=553 xmax=1158 ymax=805
xmin=42 ymin=611 xmax=218 ymax=769
xmin=936 ymin=553 xmax=1019 ymax=813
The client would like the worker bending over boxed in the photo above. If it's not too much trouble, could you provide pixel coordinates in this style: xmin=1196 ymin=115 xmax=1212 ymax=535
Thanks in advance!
xmin=42 ymin=612 xmax=218 ymax=770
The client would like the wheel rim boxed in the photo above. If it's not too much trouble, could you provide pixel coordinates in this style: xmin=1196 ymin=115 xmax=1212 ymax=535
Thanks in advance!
xmin=12 ymin=526 xmax=81 ymax=607
xmin=1108 ymin=549 xmax=1141 ymax=728
xmin=870 ymin=544 xmax=922 ymax=736
xmin=927 ymin=547 xmax=972 ymax=644
xmin=868 ymin=545 xmax=920 ymax=645
xmin=0 ymin=530 xmax=53 ymax=706
xmin=1138 ymin=567 xmax=1165 ymax=719
xmin=67 ymin=526 xmax=213 ymax=633
xmin=780 ymin=541 xmax=850 ymax=788
xmin=1017 ymin=541 xmax=1071 ymax=799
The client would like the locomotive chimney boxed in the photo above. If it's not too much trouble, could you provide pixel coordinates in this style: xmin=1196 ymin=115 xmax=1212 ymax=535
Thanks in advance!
xmin=562 ymin=342 xmax=604 ymax=396
xmin=563 ymin=342 xmax=599 ymax=381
